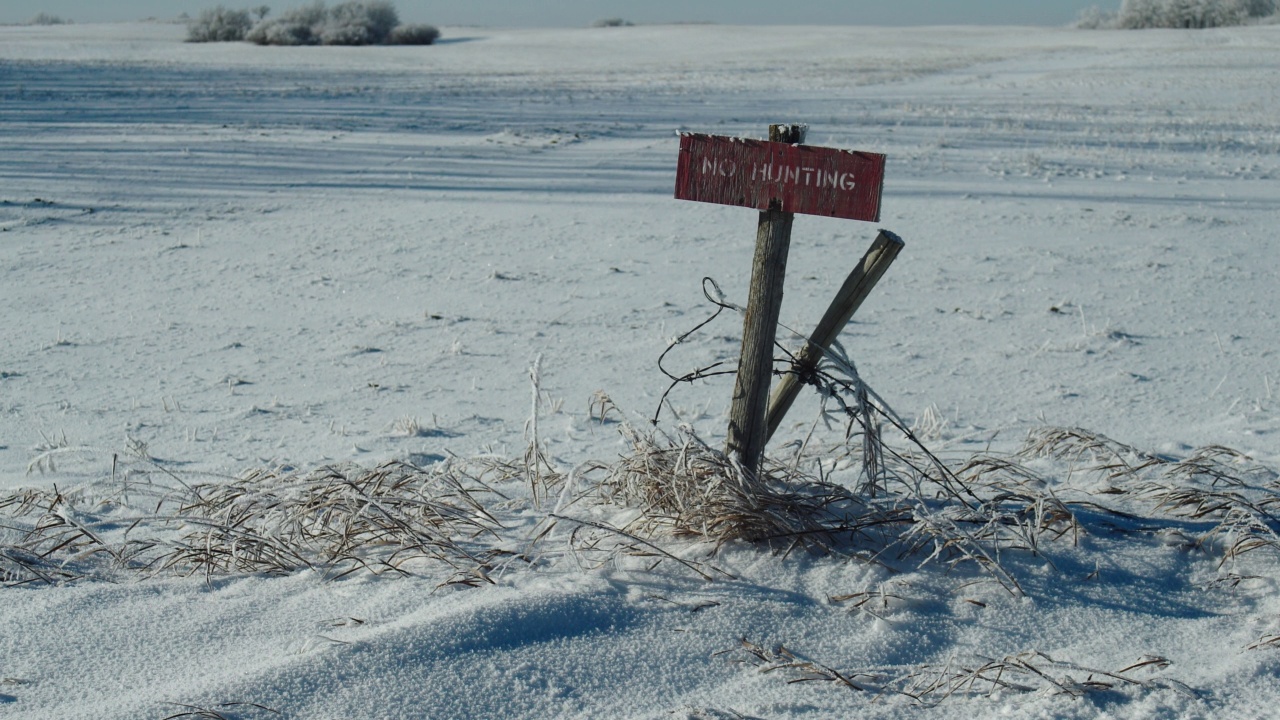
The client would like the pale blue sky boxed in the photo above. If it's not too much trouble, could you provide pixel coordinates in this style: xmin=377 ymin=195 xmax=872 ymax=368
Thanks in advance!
xmin=4 ymin=1 xmax=1109 ymax=27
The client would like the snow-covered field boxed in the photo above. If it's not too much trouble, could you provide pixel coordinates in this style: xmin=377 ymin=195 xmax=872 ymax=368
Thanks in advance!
xmin=1 ymin=20 xmax=1278 ymax=719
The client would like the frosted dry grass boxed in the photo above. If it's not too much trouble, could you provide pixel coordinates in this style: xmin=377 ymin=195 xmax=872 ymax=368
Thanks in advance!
xmin=1024 ymin=427 xmax=1280 ymax=568
xmin=4 ymin=408 xmax=1280 ymax=654
xmin=152 ymin=460 xmax=510 ymax=584
xmin=728 ymin=639 xmax=1192 ymax=705
xmin=4 ymin=415 xmax=1280 ymax=710
xmin=576 ymin=420 xmax=879 ymax=549
xmin=4 ymin=418 xmax=1277 ymax=597
xmin=0 ymin=456 xmax=522 ymax=587
xmin=537 ymin=362 xmax=1073 ymax=594
xmin=159 ymin=701 xmax=281 ymax=719
xmin=0 ymin=488 xmax=91 ymax=585
xmin=542 ymin=416 xmax=881 ymax=582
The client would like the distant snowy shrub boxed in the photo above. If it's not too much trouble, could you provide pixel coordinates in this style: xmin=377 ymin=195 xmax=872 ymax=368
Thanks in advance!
xmin=241 ymin=1 xmax=433 ymax=45
xmin=387 ymin=23 xmax=440 ymax=45
xmin=319 ymin=0 xmax=399 ymax=45
xmin=246 ymin=18 xmax=311 ymax=45
xmin=1114 ymin=0 xmax=1160 ymax=26
xmin=1109 ymin=0 xmax=1275 ymax=27
xmin=28 ymin=12 xmax=71 ymax=25
xmin=1169 ymin=0 xmax=1246 ymax=26
xmin=187 ymin=6 xmax=253 ymax=42
xmin=246 ymin=1 xmax=327 ymax=44
xmin=1074 ymin=6 xmax=1119 ymax=27
xmin=592 ymin=18 xmax=634 ymax=27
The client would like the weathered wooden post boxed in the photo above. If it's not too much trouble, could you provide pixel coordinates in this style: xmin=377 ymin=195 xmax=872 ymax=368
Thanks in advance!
xmin=726 ymin=123 xmax=806 ymax=476
xmin=673 ymin=125 xmax=888 ymax=479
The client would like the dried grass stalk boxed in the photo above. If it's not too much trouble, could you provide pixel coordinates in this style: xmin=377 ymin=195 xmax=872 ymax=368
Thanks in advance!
xmin=154 ymin=460 xmax=510 ymax=583
xmin=585 ymin=423 xmax=893 ymax=552
xmin=728 ymin=639 xmax=1191 ymax=705
xmin=1020 ymin=427 xmax=1280 ymax=568
xmin=1 ymin=458 xmax=521 ymax=587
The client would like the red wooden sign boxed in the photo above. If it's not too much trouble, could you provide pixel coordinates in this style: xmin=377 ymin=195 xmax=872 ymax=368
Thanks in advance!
xmin=674 ymin=133 xmax=885 ymax=222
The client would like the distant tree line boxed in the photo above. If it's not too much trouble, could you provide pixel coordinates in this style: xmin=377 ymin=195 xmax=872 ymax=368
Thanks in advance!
xmin=1078 ymin=0 xmax=1277 ymax=28
xmin=28 ymin=13 xmax=72 ymax=25
xmin=187 ymin=1 xmax=439 ymax=45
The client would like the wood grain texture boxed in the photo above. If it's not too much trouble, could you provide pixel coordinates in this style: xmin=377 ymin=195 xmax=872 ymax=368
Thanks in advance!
xmin=725 ymin=123 xmax=806 ymax=476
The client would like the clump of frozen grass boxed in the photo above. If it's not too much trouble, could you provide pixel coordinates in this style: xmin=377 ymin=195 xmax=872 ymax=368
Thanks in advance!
xmin=576 ymin=419 xmax=875 ymax=548
xmin=1 ymin=490 xmax=80 ymax=585
xmin=186 ymin=6 xmax=253 ymax=42
xmin=909 ymin=403 xmax=948 ymax=442
xmin=0 ymin=456 xmax=522 ymax=587
xmin=550 ymin=378 xmax=1082 ymax=595
xmin=0 ymin=484 xmax=140 ymax=586
xmin=152 ymin=460 xmax=511 ymax=584
xmin=1082 ymin=0 xmax=1278 ymax=28
xmin=1025 ymin=427 xmax=1280 ymax=567
xmin=1021 ymin=425 xmax=1280 ymax=657
xmin=390 ymin=415 xmax=425 ymax=437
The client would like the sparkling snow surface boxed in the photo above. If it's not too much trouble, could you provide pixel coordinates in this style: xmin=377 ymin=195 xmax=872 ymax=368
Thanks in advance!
xmin=1 ymin=21 xmax=1278 ymax=720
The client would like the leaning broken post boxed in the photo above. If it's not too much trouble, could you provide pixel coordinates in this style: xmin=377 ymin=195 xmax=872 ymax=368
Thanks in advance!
xmin=763 ymin=229 xmax=904 ymax=444
xmin=726 ymin=123 xmax=807 ymax=479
